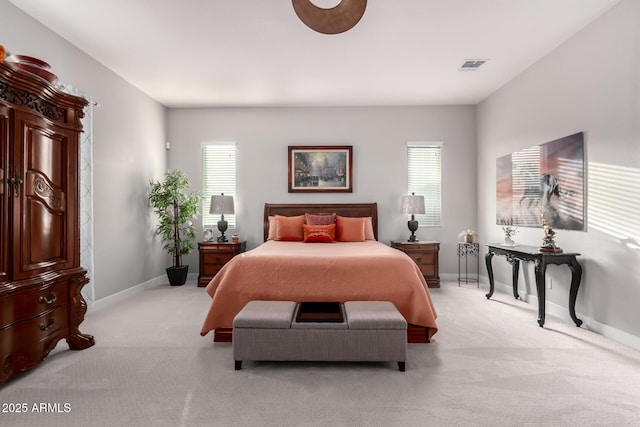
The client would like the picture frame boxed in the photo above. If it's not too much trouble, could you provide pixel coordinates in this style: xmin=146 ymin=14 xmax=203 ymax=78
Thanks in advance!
xmin=203 ymin=228 xmax=214 ymax=242
xmin=288 ymin=145 xmax=353 ymax=193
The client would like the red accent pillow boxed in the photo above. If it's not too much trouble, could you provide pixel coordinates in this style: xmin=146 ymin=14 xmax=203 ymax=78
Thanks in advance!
xmin=303 ymin=224 xmax=336 ymax=243
xmin=305 ymin=213 xmax=336 ymax=226
xmin=275 ymin=215 xmax=305 ymax=241
xmin=335 ymin=216 xmax=366 ymax=242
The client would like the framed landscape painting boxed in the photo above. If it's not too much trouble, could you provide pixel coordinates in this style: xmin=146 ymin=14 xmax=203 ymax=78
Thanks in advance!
xmin=288 ymin=145 xmax=353 ymax=193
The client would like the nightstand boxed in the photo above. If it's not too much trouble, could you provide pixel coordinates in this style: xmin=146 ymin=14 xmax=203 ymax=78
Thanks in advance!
xmin=390 ymin=241 xmax=440 ymax=288
xmin=198 ymin=241 xmax=246 ymax=287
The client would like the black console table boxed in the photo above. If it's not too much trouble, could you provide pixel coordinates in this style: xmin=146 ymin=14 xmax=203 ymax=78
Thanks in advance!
xmin=485 ymin=244 xmax=583 ymax=328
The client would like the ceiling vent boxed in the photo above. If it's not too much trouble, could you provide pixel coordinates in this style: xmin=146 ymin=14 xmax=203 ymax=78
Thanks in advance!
xmin=459 ymin=59 xmax=488 ymax=71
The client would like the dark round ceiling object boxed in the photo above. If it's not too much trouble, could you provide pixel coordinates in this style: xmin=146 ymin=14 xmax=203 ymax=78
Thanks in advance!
xmin=292 ymin=0 xmax=367 ymax=35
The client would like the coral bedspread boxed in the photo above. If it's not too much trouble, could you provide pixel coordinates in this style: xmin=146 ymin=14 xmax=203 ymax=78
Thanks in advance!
xmin=200 ymin=241 xmax=438 ymax=339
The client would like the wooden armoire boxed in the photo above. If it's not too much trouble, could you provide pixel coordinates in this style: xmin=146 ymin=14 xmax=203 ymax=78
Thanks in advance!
xmin=0 ymin=61 xmax=94 ymax=385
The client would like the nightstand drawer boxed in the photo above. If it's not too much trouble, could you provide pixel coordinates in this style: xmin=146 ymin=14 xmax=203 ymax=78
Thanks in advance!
xmin=417 ymin=264 xmax=435 ymax=277
xmin=202 ymin=260 xmax=230 ymax=276
xmin=407 ymin=252 xmax=435 ymax=265
xmin=201 ymin=244 xmax=237 ymax=253
xmin=402 ymin=244 xmax=437 ymax=253
xmin=198 ymin=241 xmax=246 ymax=287
xmin=390 ymin=240 xmax=440 ymax=288
xmin=203 ymin=253 xmax=234 ymax=266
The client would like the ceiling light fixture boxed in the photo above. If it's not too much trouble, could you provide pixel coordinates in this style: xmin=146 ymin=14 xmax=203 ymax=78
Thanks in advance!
xmin=292 ymin=0 xmax=367 ymax=35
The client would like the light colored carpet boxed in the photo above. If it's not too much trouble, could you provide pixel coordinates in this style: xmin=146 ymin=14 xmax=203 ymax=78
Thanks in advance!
xmin=1 ymin=280 xmax=639 ymax=426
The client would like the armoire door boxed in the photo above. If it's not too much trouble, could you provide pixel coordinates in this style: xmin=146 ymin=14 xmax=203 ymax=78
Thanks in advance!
xmin=0 ymin=105 xmax=9 ymax=284
xmin=11 ymin=110 xmax=78 ymax=280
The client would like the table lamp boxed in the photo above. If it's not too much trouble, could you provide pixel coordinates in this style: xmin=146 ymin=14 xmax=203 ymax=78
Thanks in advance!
xmin=401 ymin=192 xmax=425 ymax=242
xmin=209 ymin=193 xmax=234 ymax=242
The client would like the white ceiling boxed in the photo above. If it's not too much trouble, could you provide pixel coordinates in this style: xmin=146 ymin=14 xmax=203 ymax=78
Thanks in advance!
xmin=9 ymin=0 xmax=621 ymax=108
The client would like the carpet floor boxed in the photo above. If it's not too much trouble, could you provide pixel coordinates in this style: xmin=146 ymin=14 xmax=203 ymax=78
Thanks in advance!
xmin=1 ymin=280 xmax=639 ymax=426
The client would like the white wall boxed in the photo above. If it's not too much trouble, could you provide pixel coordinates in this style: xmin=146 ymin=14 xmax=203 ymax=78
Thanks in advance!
xmin=477 ymin=0 xmax=640 ymax=342
xmin=167 ymin=106 xmax=477 ymax=274
xmin=1 ymin=2 xmax=169 ymax=300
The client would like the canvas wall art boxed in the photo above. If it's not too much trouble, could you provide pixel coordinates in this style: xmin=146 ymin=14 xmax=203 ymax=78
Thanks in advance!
xmin=496 ymin=132 xmax=585 ymax=231
xmin=288 ymin=145 xmax=352 ymax=193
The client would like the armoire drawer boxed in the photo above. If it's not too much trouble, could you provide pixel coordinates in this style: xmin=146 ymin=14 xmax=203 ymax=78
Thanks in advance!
xmin=0 ymin=305 xmax=69 ymax=352
xmin=0 ymin=282 xmax=68 ymax=329
xmin=0 ymin=306 xmax=69 ymax=381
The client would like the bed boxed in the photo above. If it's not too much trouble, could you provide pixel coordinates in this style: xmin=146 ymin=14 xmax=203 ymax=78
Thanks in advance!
xmin=200 ymin=203 xmax=438 ymax=343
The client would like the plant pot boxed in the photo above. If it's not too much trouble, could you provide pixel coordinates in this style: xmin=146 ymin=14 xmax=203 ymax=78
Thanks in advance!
xmin=166 ymin=265 xmax=189 ymax=286
xmin=464 ymin=235 xmax=474 ymax=243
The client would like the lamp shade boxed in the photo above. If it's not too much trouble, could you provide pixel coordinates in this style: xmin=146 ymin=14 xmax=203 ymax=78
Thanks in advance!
xmin=209 ymin=194 xmax=234 ymax=214
xmin=401 ymin=193 xmax=425 ymax=215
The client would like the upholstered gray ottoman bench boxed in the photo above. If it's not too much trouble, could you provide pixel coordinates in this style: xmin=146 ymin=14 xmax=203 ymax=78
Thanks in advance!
xmin=233 ymin=300 xmax=407 ymax=371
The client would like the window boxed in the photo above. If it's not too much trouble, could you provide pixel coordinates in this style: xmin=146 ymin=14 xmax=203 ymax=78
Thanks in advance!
xmin=407 ymin=142 xmax=442 ymax=227
xmin=202 ymin=143 xmax=236 ymax=228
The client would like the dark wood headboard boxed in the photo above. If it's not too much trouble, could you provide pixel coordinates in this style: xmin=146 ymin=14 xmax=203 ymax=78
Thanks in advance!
xmin=263 ymin=203 xmax=378 ymax=242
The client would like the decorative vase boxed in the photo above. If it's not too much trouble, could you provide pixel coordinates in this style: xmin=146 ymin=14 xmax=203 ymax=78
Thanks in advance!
xmin=464 ymin=235 xmax=473 ymax=243
xmin=504 ymin=237 xmax=515 ymax=246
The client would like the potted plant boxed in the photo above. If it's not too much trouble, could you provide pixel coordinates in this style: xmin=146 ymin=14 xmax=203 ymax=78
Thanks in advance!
xmin=149 ymin=170 xmax=200 ymax=286
xmin=458 ymin=229 xmax=477 ymax=243
xmin=502 ymin=226 xmax=518 ymax=246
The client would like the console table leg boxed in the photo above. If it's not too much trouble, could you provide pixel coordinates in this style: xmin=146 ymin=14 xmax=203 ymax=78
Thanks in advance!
xmin=568 ymin=257 xmax=584 ymax=327
xmin=511 ymin=259 xmax=520 ymax=299
xmin=485 ymin=252 xmax=495 ymax=299
xmin=535 ymin=263 xmax=546 ymax=327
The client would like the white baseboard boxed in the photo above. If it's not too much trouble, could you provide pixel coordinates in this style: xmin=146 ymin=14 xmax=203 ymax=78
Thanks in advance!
xmin=478 ymin=275 xmax=640 ymax=351
xmin=92 ymin=275 xmax=166 ymax=311
xmin=583 ymin=318 xmax=640 ymax=351
xmin=440 ymin=272 xmax=481 ymax=287
xmin=92 ymin=272 xmax=199 ymax=311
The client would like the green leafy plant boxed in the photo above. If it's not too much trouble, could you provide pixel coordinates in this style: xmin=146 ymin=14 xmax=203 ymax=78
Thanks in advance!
xmin=502 ymin=226 xmax=518 ymax=239
xmin=148 ymin=170 xmax=200 ymax=268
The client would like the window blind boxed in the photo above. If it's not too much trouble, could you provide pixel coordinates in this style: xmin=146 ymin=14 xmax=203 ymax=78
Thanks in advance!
xmin=407 ymin=142 xmax=442 ymax=227
xmin=202 ymin=143 xmax=236 ymax=228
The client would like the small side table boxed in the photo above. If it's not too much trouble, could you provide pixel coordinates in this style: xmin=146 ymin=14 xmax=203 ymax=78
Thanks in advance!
xmin=457 ymin=242 xmax=479 ymax=286
xmin=198 ymin=241 xmax=246 ymax=287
